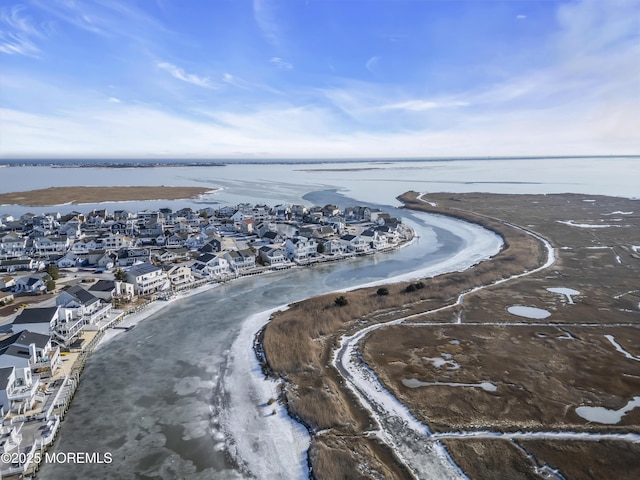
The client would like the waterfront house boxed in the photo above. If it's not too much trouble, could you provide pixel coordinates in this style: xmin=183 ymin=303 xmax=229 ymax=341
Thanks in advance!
xmin=339 ymin=234 xmax=369 ymax=253
xmin=56 ymin=285 xmax=111 ymax=325
xmin=125 ymin=263 xmax=170 ymax=295
xmin=0 ymin=365 xmax=39 ymax=415
xmin=360 ymin=229 xmax=388 ymax=250
xmin=285 ymin=237 xmax=318 ymax=262
xmin=12 ymin=307 xmax=60 ymax=337
xmin=164 ymin=264 xmax=194 ymax=288
xmin=258 ymin=246 xmax=288 ymax=266
xmin=224 ymin=249 xmax=256 ymax=272
xmin=192 ymin=254 xmax=230 ymax=278
xmin=322 ymin=239 xmax=348 ymax=255
xmin=87 ymin=279 xmax=116 ymax=301
xmin=0 ymin=331 xmax=61 ymax=378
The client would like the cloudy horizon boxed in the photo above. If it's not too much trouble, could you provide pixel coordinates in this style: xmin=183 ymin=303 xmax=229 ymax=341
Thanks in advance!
xmin=1 ymin=0 xmax=638 ymax=159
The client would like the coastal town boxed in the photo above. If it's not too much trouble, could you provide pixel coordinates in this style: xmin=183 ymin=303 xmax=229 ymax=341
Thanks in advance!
xmin=0 ymin=200 xmax=410 ymax=477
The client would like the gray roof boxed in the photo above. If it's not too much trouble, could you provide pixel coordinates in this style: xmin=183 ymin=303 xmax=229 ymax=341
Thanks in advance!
xmin=0 ymin=367 xmax=14 ymax=391
xmin=66 ymin=285 xmax=100 ymax=306
xmin=16 ymin=330 xmax=50 ymax=349
xmin=89 ymin=279 xmax=116 ymax=292
xmin=196 ymin=253 xmax=217 ymax=264
xmin=2 ymin=345 xmax=31 ymax=360
xmin=13 ymin=306 xmax=58 ymax=325
xmin=128 ymin=262 xmax=160 ymax=275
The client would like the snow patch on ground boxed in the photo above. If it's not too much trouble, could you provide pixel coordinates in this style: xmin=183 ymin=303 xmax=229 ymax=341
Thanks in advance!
xmin=604 ymin=335 xmax=640 ymax=361
xmin=423 ymin=356 xmax=461 ymax=370
xmin=547 ymin=287 xmax=580 ymax=304
xmin=557 ymin=220 xmax=619 ymax=228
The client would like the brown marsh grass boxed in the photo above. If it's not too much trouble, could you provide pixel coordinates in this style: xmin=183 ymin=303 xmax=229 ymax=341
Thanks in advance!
xmin=261 ymin=190 xmax=547 ymax=477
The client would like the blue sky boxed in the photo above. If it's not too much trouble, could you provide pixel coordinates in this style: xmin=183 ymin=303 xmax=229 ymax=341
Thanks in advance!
xmin=0 ymin=0 xmax=638 ymax=158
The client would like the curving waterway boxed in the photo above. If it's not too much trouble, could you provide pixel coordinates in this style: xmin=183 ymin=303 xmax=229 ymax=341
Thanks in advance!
xmin=36 ymin=190 xmax=502 ymax=479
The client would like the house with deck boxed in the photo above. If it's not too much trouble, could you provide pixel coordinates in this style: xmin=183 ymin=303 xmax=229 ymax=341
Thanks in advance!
xmin=0 ymin=365 xmax=39 ymax=415
xmin=224 ymin=249 xmax=256 ymax=272
xmin=0 ymin=331 xmax=61 ymax=378
xmin=285 ymin=237 xmax=318 ymax=262
xmin=125 ymin=263 xmax=170 ymax=295
xmin=258 ymin=246 xmax=288 ymax=266
xmin=192 ymin=254 xmax=230 ymax=278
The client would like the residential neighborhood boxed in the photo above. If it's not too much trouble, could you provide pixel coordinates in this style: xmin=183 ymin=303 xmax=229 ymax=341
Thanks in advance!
xmin=0 ymin=201 xmax=411 ymax=477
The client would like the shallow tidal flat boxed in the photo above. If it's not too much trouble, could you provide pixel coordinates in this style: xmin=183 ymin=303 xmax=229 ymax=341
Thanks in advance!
xmin=262 ymin=191 xmax=640 ymax=480
xmin=0 ymin=185 xmax=213 ymax=206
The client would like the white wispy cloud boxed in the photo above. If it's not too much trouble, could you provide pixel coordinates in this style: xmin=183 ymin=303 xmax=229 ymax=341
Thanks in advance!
xmin=365 ymin=56 xmax=381 ymax=74
xmin=108 ymin=97 xmax=121 ymax=103
xmin=0 ymin=5 xmax=44 ymax=57
xmin=253 ymin=0 xmax=280 ymax=46
xmin=157 ymin=62 xmax=217 ymax=88
xmin=382 ymin=100 xmax=469 ymax=111
xmin=270 ymin=57 xmax=292 ymax=70
xmin=516 ymin=14 xmax=527 ymax=20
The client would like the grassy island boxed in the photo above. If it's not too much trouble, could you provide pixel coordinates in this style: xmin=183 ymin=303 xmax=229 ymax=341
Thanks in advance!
xmin=0 ymin=186 xmax=214 ymax=206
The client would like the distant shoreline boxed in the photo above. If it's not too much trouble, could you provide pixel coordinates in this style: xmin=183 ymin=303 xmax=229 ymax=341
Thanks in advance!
xmin=0 ymin=185 xmax=216 ymax=207
xmin=0 ymin=155 xmax=637 ymax=169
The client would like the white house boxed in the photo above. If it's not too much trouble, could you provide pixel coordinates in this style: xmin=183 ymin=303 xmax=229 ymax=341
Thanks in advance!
xmin=0 ymin=233 xmax=27 ymax=258
xmin=323 ymin=239 xmax=347 ymax=255
xmin=14 ymin=275 xmax=47 ymax=294
xmin=258 ymin=246 xmax=288 ymax=266
xmin=285 ymin=237 xmax=318 ymax=261
xmin=0 ymin=330 xmax=61 ymax=378
xmin=101 ymin=233 xmax=134 ymax=251
xmin=164 ymin=265 xmax=194 ymax=287
xmin=224 ymin=249 xmax=256 ymax=271
xmin=339 ymin=234 xmax=370 ymax=253
xmin=12 ymin=307 xmax=60 ymax=338
xmin=125 ymin=263 xmax=170 ymax=295
xmin=360 ymin=229 xmax=388 ymax=250
xmin=56 ymin=285 xmax=111 ymax=325
xmin=0 ymin=276 xmax=16 ymax=290
xmin=31 ymin=236 xmax=70 ymax=256
xmin=0 ymin=365 xmax=39 ymax=415
xmin=192 ymin=254 xmax=230 ymax=277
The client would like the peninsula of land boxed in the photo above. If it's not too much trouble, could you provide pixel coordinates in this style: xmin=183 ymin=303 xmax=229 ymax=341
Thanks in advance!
xmin=0 ymin=186 xmax=214 ymax=206
xmin=260 ymin=191 xmax=640 ymax=480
